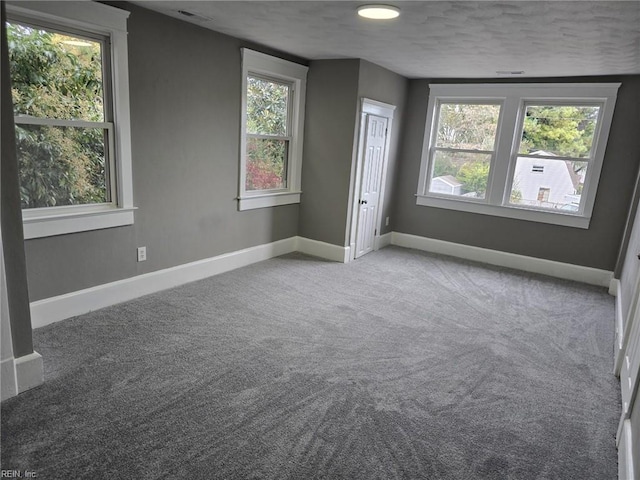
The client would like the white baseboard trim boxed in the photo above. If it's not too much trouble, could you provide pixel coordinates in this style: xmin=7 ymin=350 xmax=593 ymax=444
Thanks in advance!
xmin=295 ymin=236 xmax=350 ymax=263
xmin=1 ymin=356 xmax=18 ymax=401
xmin=30 ymin=232 xmax=611 ymax=329
xmin=30 ymin=236 xmax=354 ymax=328
xmin=376 ymin=232 xmax=392 ymax=250
xmin=610 ymin=278 xmax=619 ymax=296
xmin=14 ymin=352 xmax=43 ymax=394
xmin=391 ymin=232 xmax=613 ymax=287
xmin=31 ymin=237 xmax=297 ymax=328
xmin=617 ymin=419 xmax=635 ymax=480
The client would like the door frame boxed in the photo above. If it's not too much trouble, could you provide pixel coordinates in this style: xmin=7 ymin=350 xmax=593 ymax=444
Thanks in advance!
xmin=347 ymin=98 xmax=395 ymax=261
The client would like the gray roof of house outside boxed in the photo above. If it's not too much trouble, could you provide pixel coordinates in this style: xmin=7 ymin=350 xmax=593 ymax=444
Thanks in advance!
xmin=434 ymin=175 xmax=463 ymax=187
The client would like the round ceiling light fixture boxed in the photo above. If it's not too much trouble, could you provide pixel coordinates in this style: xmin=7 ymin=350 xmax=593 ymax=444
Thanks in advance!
xmin=357 ymin=4 xmax=401 ymax=19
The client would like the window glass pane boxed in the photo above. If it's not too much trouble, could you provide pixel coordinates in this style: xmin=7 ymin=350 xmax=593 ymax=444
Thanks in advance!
xmin=429 ymin=151 xmax=491 ymax=199
xmin=8 ymin=22 xmax=105 ymax=122
xmin=246 ymin=137 xmax=288 ymax=191
xmin=519 ymin=105 xmax=600 ymax=158
xmin=246 ymin=76 xmax=290 ymax=136
xmin=436 ymin=103 xmax=501 ymax=150
xmin=16 ymin=124 xmax=109 ymax=209
xmin=510 ymin=157 xmax=587 ymax=211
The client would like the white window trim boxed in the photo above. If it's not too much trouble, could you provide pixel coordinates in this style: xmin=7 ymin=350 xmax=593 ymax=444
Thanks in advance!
xmin=239 ymin=49 xmax=308 ymax=211
xmin=416 ymin=83 xmax=620 ymax=229
xmin=6 ymin=1 xmax=135 ymax=239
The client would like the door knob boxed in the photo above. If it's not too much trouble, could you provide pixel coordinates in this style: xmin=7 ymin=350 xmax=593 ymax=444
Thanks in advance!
xmin=360 ymin=199 xmax=368 ymax=204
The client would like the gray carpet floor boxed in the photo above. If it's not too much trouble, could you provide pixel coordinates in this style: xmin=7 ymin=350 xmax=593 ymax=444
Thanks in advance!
xmin=1 ymin=246 xmax=620 ymax=479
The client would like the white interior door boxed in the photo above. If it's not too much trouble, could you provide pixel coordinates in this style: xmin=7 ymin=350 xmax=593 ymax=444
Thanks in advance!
xmin=354 ymin=114 xmax=387 ymax=259
xmin=615 ymin=195 xmax=640 ymax=479
xmin=620 ymin=300 xmax=640 ymax=414
xmin=617 ymin=200 xmax=640 ymax=373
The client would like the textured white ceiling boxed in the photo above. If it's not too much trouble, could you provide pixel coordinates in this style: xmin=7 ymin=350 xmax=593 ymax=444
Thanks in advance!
xmin=130 ymin=1 xmax=640 ymax=78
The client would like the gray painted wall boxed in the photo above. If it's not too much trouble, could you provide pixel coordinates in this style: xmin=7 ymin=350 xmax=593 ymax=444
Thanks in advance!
xmin=614 ymin=165 xmax=640 ymax=278
xmin=356 ymin=60 xmax=408 ymax=238
xmin=24 ymin=4 xmax=303 ymax=301
xmin=299 ymin=59 xmax=408 ymax=248
xmin=393 ymin=76 xmax=640 ymax=271
xmin=298 ymin=59 xmax=360 ymax=247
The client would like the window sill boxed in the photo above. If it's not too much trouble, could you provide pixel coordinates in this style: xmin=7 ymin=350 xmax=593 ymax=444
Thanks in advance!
xmin=415 ymin=194 xmax=590 ymax=229
xmin=238 ymin=191 xmax=301 ymax=211
xmin=22 ymin=206 xmax=136 ymax=239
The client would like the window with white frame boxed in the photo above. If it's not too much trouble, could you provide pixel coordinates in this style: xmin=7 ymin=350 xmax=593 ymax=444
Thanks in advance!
xmin=239 ymin=49 xmax=307 ymax=211
xmin=416 ymin=83 xmax=620 ymax=228
xmin=6 ymin=1 xmax=133 ymax=239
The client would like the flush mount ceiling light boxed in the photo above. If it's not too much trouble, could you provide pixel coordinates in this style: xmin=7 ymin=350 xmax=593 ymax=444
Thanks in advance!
xmin=357 ymin=5 xmax=401 ymax=19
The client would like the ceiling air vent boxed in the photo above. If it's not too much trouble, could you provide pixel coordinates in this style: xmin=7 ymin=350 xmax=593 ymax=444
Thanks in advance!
xmin=177 ymin=10 xmax=212 ymax=22
xmin=496 ymin=70 xmax=525 ymax=77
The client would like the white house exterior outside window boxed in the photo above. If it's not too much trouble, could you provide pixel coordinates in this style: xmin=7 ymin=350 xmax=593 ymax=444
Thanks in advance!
xmin=238 ymin=49 xmax=308 ymax=211
xmin=416 ymin=83 xmax=620 ymax=228
xmin=6 ymin=1 xmax=134 ymax=239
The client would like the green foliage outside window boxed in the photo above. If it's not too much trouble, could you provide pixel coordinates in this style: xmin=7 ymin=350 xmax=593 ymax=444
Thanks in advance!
xmin=457 ymin=161 xmax=490 ymax=197
xmin=520 ymin=106 xmax=599 ymax=158
xmin=433 ymin=104 xmax=498 ymax=195
xmin=437 ymin=103 xmax=500 ymax=151
xmin=432 ymin=103 xmax=598 ymax=196
xmin=245 ymin=76 xmax=290 ymax=191
xmin=8 ymin=22 xmax=108 ymax=209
